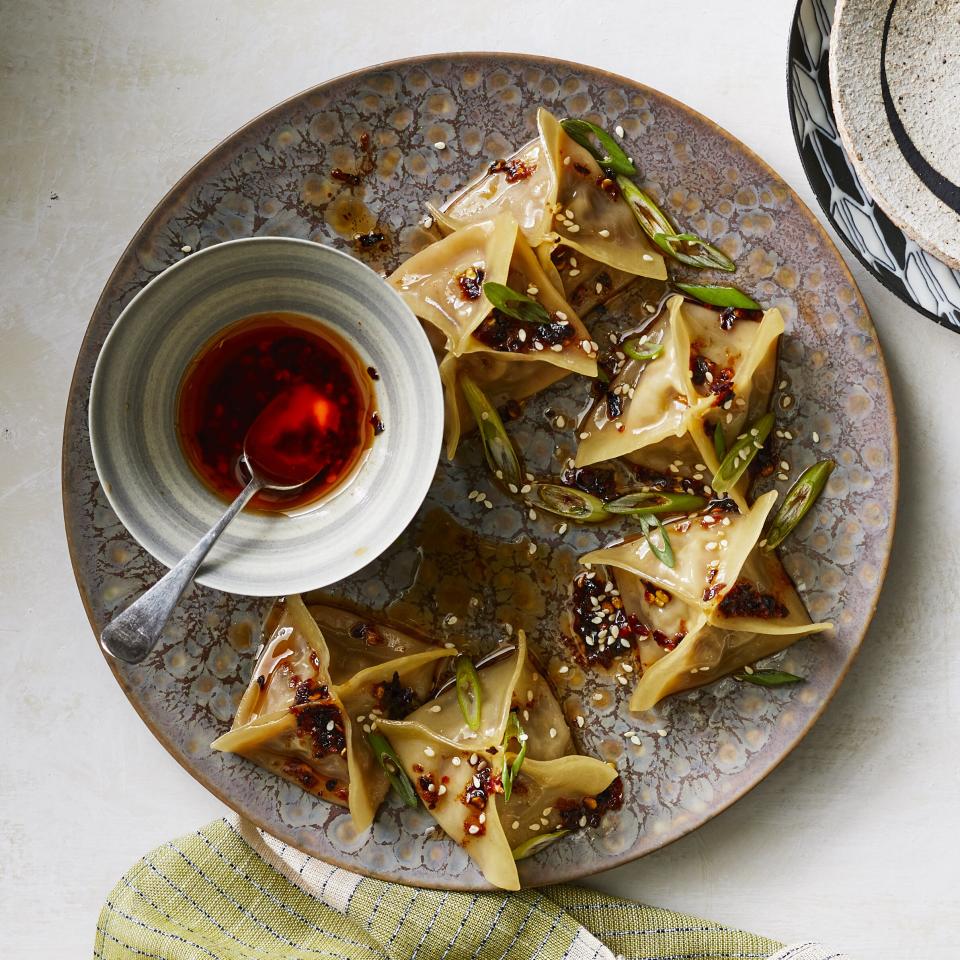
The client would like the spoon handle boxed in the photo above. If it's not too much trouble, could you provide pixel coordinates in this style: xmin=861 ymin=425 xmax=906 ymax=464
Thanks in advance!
xmin=100 ymin=476 xmax=264 ymax=664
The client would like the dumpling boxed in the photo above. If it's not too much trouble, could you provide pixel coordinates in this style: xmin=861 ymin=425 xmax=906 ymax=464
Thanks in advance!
xmin=211 ymin=596 xmax=454 ymax=832
xmin=576 ymin=294 xmax=783 ymax=511
xmin=377 ymin=632 xmax=620 ymax=890
xmin=425 ymin=225 xmax=598 ymax=459
xmin=433 ymin=108 xmax=667 ymax=282
xmin=537 ymin=108 xmax=667 ymax=281
xmin=386 ymin=213 xmax=518 ymax=354
xmin=581 ymin=491 xmax=831 ymax=711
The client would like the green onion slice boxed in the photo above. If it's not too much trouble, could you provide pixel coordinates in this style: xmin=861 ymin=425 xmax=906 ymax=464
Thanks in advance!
xmin=455 ymin=656 xmax=482 ymax=731
xmin=638 ymin=513 xmax=675 ymax=568
xmin=367 ymin=732 xmax=418 ymax=808
xmin=560 ymin=118 xmax=636 ymax=176
xmin=675 ymin=283 xmax=761 ymax=310
xmin=734 ymin=669 xmax=805 ymax=687
xmin=652 ymin=232 xmax=736 ymax=272
xmin=501 ymin=711 xmax=527 ymax=802
xmin=711 ymin=412 xmax=775 ymax=494
xmin=763 ymin=459 xmax=836 ymax=551
xmin=459 ymin=374 xmax=523 ymax=491
xmin=616 ymin=177 xmax=675 ymax=238
xmin=482 ymin=281 xmax=551 ymax=325
xmin=605 ymin=491 xmax=707 ymax=516
xmin=512 ymin=829 xmax=570 ymax=861
xmin=713 ymin=424 xmax=727 ymax=461
xmin=534 ymin=483 xmax=608 ymax=522
xmin=623 ymin=338 xmax=665 ymax=362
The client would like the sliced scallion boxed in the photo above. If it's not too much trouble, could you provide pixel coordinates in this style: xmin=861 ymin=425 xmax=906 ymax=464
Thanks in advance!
xmin=512 ymin=829 xmax=570 ymax=861
xmin=501 ymin=711 xmax=527 ymax=802
xmin=734 ymin=669 xmax=805 ymax=687
xmin=675 ymin=283 xmax=761 ymax=310
xmin=651 ymin=232 xmax=736 ymax=272
xmin=560 ymin=118 xmax=636 ymax=177
xmin=763 ymin=459 xmax=836 ymax=550
xmin=455 ymin=656 xmax=482 ymax=731
xmin=713 ymin=424 xmax=727 ymax=461
xmin=367 ymin=732 xmax=418 ymax=808
xmin=534 ymin=483 xmax=608 ymax=523
xmin=605 ymin=491 xmax=707 ymax=516
xmin=616 ymin=177 xmax=675 ymax=238
xmin=623 ymin=338 xmax=665 ymax=363
xmin=638 ymin=513 xmax=675 ymax=568
xmin=482 ymin=281 xmax=551 ymax=325
xmin=711 ymin=412 xmax=775 ymax=494
xmin=459 ymin=374 xmax=523 ymax=491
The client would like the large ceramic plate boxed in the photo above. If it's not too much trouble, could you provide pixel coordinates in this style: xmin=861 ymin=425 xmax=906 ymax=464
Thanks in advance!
xmin=63 ymin=53 xmax=897 ymax=889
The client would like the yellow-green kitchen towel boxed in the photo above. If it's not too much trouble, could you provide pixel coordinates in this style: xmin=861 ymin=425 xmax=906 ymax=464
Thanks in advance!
xmin=95 ymin=816 xmax=854 ymax=960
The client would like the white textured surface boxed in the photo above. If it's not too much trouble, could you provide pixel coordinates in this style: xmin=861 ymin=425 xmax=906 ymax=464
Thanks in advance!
xmin=1 ymin=0 xmax=958 ymax=957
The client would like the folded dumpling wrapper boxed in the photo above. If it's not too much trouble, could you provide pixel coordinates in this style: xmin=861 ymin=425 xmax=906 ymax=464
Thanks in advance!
xmin=582 ymin=491 xmax=831 ymax=711
xmin=377 ymin=632 xmax=619 ymax=890
xmin=434 ymin=108 xmax=666 ymax=282
xmin=576 ymin=295 xmax=783 ymax=511
xmin=211 ymin=597 xmax=454 ymax=832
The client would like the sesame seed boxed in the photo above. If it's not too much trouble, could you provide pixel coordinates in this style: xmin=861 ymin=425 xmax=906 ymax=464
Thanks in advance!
xmin=434 ymin=140 xmax=447 ymax=150
xmin=528 ymin=542 xmax=537 ymax=556
xmin=812 ymin=431 xmax=820 ymax=443
xmin=579 ymin=430 xmax=590 ymax=439
xmin=781 ymin=395 xmax=793 ymax=408
xmin=512 ymin=820 xmax=520 ymax=830
xmin=468 ymin=824 xmax=480 ymax=834
xmin=615 ymin=124 xmax=625 ymax=137
xmin=595 ymin=282 xmax=603 ymax=294
xmin=469 ymin=753 xmax=478 ymax=765
xmin=744 ymin=665 xmax=755 ymax=674
xmin=568 ymin=224 xmax=581 ymax=233
xmin=527 ymin=285 xmax=539 ymax=295
xmin=593 ymin=692 xmax=604 ymax=701
xmin=558 ymin=522 xmax=568 ymax=535
xmin=357 ymin=715 xmax=366 ymax=723
xmin=362 ymin=723 xmax=371 ymax=733
xmin=576 ymin=715 xmax=585 ymax=727
xmin=534 ymin=341 xmax=544 ymax=351
xmin=642 ymin=253 xmax=654 ymax=261
xmin=784 ymin=430 xmax=794 ymax=440
xmin=438 ymin=784 xmax=447 ymax=795
xmin=518 ymin=329 xmax=527 ymax=343
xmin=598 ymin=228 xmax=610 ymax=238
xmin=429 ymin=704 xmax=442 ymax=713
xmin=472 ymin=776 xmax=481 ymax=788
xmin=780 ymin=460 xmax=790 ymax=471
xmin=778 ymin=379 xmax=787 ymax=390
xmin=657 ymin=728 xmax=668 ymax=737
xmin=326 ymin=720 xmax=335 ymax=731
xmin=479 ymin=812 xmax=486 ymax=824
xmin=622 ymin=662 xmax=633 ymax=673
xmin=481 ymin=411 xmax=489 ymax=421
xmin=423 ymin=216 xmax=434 ymax=229
xmin=529 ymin=823 xmax=541 ymax=831
xmin=631 ymin=735 xmax=641 ymax=745
xmin=444 ymin=641 xmax=456 ymax=649
xmin=424 ymin=746 xmax=435 ymax=757
xmin=563 ymin=155 xmax=572 ymax=165
xmin=451 ymin=756 xmax=462 ymax=766
xmin=484 ymin=500 xmax=493 ymax=509
xmin=568 ymin=268 xmax=581 ymax=277
xmin=529 ymin=508 xmax=537 ymax=521
xmin=445 ymin=614 xmax=458 ymax=625
xmin=427 ymin=782 xmax=436 ymax=792
xmin=617 ymin=674 xmax=628 ymax=685
xmin=180 ymin=244 xmax=192 ymax=253
xmin=777 ymin=472 xmax=789 ymax=481
xmin=579 ymin=815 xmax=587 ymax=827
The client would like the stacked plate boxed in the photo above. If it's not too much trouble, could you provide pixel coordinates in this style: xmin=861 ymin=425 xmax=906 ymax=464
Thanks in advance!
xmin=789 ymin=0 xmax=960 ymax=332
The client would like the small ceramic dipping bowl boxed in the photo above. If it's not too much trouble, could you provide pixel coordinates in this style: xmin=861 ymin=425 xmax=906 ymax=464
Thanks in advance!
xmin=88 ymin=237 xmax=443 ymax=596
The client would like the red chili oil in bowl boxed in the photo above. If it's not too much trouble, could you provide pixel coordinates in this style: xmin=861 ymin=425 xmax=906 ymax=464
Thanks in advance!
xmin=176 ymin=312 xmax=380 ymax=512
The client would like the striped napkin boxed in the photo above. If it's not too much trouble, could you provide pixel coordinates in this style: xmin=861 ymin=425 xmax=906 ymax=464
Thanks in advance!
xmin=95 ymin=816 xmax=852 ymax=959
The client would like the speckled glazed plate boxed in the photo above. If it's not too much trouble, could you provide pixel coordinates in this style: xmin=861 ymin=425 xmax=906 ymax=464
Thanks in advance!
xmin=63 ymin=53 xmax=897 ymax=890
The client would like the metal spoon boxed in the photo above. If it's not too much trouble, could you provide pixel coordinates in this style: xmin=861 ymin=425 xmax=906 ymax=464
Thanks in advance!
xmin=100 ymin=386 xmax=329 ymax=664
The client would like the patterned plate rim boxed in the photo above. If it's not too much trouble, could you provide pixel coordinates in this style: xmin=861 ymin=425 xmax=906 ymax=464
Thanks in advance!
xmin=63 ymin=51 xmax=899 ymax=887
xmin=786 ymin=0 xmax=960 ymax=333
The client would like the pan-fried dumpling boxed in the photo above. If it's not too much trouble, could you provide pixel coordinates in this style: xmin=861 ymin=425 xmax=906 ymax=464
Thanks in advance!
xmin=212 ymin=597 xmax=454 ymax=831
xmin=387 ymin=213 xmax=518 ymax=353
xmin=536 ymin=242 xmax=637 ymax=315
xmin=377 ymin=633 xmax=619 ymax=890
xmin=576 ymin=295 xmax=783 ymax=511
xmin=581 ymin=492 xmax=831 ymax=710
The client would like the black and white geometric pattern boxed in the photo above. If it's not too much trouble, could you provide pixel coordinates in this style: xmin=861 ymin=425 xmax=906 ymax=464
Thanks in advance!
xmin=788 ymin=0 xmax=960 ymax=332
